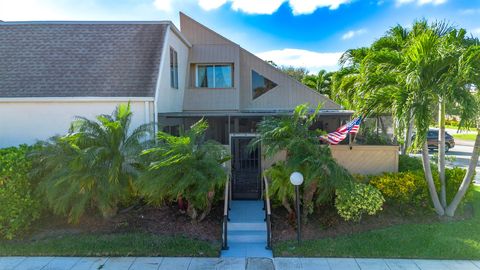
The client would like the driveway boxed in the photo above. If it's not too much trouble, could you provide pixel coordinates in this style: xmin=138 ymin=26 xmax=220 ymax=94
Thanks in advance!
xmin=411 ymin=138 xmax=480 ymax=182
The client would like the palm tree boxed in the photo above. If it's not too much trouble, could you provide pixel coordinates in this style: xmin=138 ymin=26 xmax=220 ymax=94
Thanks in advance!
xmin=363 ymin=21 xmax=480 ymax=216
xmin=138 ymin=119 xmax=230 ymax=222
xmin=302 ymin=70 xmax=333 ymax=97
xmin=31 ymin=103 xmax=153 ymax=223
xmin=253 ymin=104 xmax=353 ymax=222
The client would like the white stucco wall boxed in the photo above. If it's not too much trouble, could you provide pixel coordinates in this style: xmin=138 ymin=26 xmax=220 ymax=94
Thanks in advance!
xmin=0 ymin=100 xmax=153 ymax=147
xmin=156 ymin=27 xmax=189 ymax=113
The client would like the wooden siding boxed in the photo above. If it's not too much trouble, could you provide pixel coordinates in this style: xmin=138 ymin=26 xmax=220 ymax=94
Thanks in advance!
xmin=179 ymin=12 xmax=343 ymax=113
xmin=189 ymin=44 xmax=240 ymax=63
xmin=180 ymin=12 xmax=233 ymax=45
xmin=183 ymin=44 xmax=241 ymax=111
xmin=239 ymin=49 xmax=341 ymax=111
xmin=183 ymin=88 xmax=239 ymax=111
xmin=330 ymin=145 xmax=399 ymax=175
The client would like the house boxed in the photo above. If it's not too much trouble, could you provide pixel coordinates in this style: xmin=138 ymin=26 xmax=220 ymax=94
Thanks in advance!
xmin=0 ymin=13 xmax=400 ymax=257
xmin=0 ymin=13 xmax=353 ymax=199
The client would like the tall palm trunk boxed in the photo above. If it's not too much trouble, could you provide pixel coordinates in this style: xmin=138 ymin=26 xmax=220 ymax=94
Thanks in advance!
xmin=438 ymin=99 xmax=447 ymax=207
xmin=403 ymin=110 xmax=414 ymax=155
xmin=421 ymin=141 xmax=445 ymax=215
xmin=445 ymin=128 xmax=480 ymax=216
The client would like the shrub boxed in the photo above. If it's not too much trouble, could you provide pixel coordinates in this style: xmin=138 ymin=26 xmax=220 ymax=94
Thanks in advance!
xmin=445 ymin=167 xmax=472 ymax=203
xmin=255 ymin=104 xmax=354 ymax=222
xmin=369 ymin=170 xmax=429 ymax=209
xmin=370 ymin=167 xmax=472 ymax=211
xmin=264 ymin=162 xmax=295 ymax=213
xmin=0 ymin=145 xmax=41 ymax=239
xmin=31 ymin=104 xmax=152 ymax=223
xmin=335 ymin=183 xmax=384 ymax=222
xmin=398 ymin=155 xmax=424 ymax=172
xmin=138 ymin=119 xmax=230 ymax=222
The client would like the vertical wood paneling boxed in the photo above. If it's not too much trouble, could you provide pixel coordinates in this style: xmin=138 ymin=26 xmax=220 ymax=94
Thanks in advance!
xmin=239 ymin=49 xmax=341 ymax=111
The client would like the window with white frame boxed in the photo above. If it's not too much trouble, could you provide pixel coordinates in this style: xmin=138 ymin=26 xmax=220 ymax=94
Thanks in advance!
xmin=196 ymin=64 xmax=233 ymax=88
xmin=170 ymin=47 xmax=178 ymax=89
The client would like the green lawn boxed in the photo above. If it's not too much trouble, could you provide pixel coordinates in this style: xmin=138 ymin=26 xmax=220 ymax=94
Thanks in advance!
xmin=453 ymin=133 xmax=477 ymax=141
xmin=0 ymin=233 xmax=219 ymax=257
xmin=431 ymin=125 xmax=476 ymax=131
xmin=274 ymin=186 xmax=480 ymax=259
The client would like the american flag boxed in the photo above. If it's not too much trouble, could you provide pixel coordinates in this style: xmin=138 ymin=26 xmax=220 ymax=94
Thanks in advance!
xmin=324 ymin=117 xmax=362 ymax=145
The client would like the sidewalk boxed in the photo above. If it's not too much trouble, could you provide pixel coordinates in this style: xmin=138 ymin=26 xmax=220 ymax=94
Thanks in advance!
xmin=1 ymin=256 xmax=480 ymax=270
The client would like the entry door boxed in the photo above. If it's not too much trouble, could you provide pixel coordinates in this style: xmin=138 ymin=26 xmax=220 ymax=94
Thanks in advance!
xmin=231 ymin=136 xmax=261 ymax=200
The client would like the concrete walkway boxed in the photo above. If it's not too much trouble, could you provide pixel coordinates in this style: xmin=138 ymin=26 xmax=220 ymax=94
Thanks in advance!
xmin=2 ymin=257 xmax=480 ymax=270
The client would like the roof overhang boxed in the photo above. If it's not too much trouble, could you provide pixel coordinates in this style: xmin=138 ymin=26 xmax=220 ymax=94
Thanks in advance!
xmin=0 ymin=97 xmax=155 ymax=102
xmin=159 ymin=109 xmax=354 ymax=118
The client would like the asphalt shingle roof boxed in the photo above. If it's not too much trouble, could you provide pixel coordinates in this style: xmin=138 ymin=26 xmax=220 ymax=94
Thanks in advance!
xmin=0 ymin=22 xmax=168 ymax=97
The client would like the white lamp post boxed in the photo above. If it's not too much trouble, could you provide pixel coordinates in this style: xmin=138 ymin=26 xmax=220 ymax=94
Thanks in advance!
xmin=290 ymin=172 xmax=304 ymax=244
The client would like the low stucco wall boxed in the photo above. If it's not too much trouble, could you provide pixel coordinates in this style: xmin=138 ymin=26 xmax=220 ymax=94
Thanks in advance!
xmin=261 ymin=145 xmax=399 ymax=175
xmin=330 ymin=145 xmax=399 ymax=175
xmin=0 ymin=101 xmax=153 ymax=148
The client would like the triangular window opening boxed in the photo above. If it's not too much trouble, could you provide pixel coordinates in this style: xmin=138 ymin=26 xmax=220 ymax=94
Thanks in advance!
xmin=252 ymin=70 xmax=277 ymax=99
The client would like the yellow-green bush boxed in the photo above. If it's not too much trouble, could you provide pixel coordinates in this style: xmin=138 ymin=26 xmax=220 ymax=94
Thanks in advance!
xmin=335 ymin=183 xmax=385 ymax=222
xmin=370 ymin=167 xmax=471 ymax=211
xmin=0 ymin=145 xmax=41 ymax=239
xmin=370 ymin=171 xmax=429 ymax=208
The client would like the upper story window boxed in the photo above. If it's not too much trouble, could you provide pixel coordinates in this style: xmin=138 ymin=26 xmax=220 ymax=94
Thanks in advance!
xmin=252 ymin=70 xmax=277 ymax=99
xmin=170 ymin=47 xmax=178 ymax=89
xmin=196 ymin=64 xmax=233 ymax=88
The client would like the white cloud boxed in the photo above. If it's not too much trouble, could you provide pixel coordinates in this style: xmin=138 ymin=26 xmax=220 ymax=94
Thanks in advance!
xmin=460 ymin=8 xmax=480 ymax=15
xmin=341 ymin=28 xmax=367 ymax=40
xmin=0 ymin=0 xmax=71 ymax=20
xmin=153 ymin=0 xmax=173 ymax=12
xmin=288 ymin=0 xmax=352 ymax=14
xmin=230 ymin=0 xmax=285 ymax=14
xmin=256 ymin=48 xmax=343 ymax=73
xmin=198 ymin=0 xmax=228 ymax=11
xmin=396 ymin=0 xmax=447 ymax=6
xmin=193 ymin=0 xmax=351 ymax=15
xmin=471 ymin=28 xmax=480 ymax=36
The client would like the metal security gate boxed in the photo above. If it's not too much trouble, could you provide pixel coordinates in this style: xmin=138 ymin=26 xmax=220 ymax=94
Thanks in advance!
xmin=231 ymin=136 xmax=261 ymax=200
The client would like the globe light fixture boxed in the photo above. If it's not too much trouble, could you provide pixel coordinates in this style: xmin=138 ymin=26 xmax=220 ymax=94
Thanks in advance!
xmin=290 ymin=171 xmax=304 ymax=244
xmin=290 ymin=172 xmax=304 ymax=186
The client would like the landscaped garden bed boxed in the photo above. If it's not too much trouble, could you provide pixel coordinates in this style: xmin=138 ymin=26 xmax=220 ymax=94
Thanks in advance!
xmin=273 ymin=187 xmax=480 ymax=259
xmin=0 ymin=204 xmax=222 ymax=257
xmin=0 ymin=104 xmax=227 ymax=256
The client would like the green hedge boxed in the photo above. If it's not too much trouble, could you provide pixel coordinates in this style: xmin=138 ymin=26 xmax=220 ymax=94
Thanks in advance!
xmin=335 ymin=183 xmax=384 ymax=222
xmin=369 ymin=167 xmax=471 ymax=212
xmin=0 ymin=145 xmax=41 ymax=239
xmin=398 ymin=155 xmax=425 ymax=172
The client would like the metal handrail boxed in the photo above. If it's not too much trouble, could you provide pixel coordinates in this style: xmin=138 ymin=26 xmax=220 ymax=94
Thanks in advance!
xmin=222 ymin=175 xmax=230 ymax=250
xmin=263 ymin=175 xmax=272 ymax=250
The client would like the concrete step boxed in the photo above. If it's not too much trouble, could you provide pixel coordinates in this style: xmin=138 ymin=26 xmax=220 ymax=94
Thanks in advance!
xmin=228 ymin=230 xmax=267 ymax=244
xmin=228 ymin=222 xmax=266 ymax=231
xmin=229 ymin=201 xmax=265 ymax=223
xmin=221 ymin=243 xmax=273 ymax=258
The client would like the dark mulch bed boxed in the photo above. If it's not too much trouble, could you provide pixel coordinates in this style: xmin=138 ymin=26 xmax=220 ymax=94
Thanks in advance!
xmin=29 ymin=203 xmax=223 ymax=242
xmin=271 ymin=202 xmax=473 ymax=242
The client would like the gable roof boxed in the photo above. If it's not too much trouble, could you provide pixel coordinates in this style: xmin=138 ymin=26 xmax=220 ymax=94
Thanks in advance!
xmin=179 ymin=12 xmax=343 ymax=111
xmin=0 ymin=22 xmax=169 ymax=98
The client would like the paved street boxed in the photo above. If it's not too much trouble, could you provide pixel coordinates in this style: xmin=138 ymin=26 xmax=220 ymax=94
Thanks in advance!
xmin=2 ymin=257 xmax=480 ymax=270
xmin=411 ymin=138 xmax=480 ymax=182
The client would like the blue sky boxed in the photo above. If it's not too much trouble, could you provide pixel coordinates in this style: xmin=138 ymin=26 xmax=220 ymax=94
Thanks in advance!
xmin=1 ymin=0 xmax=479 ymax=72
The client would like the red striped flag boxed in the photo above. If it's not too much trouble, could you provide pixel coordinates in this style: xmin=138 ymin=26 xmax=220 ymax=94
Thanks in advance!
xmin=323 ymin=117 xmax=362 ymax=145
